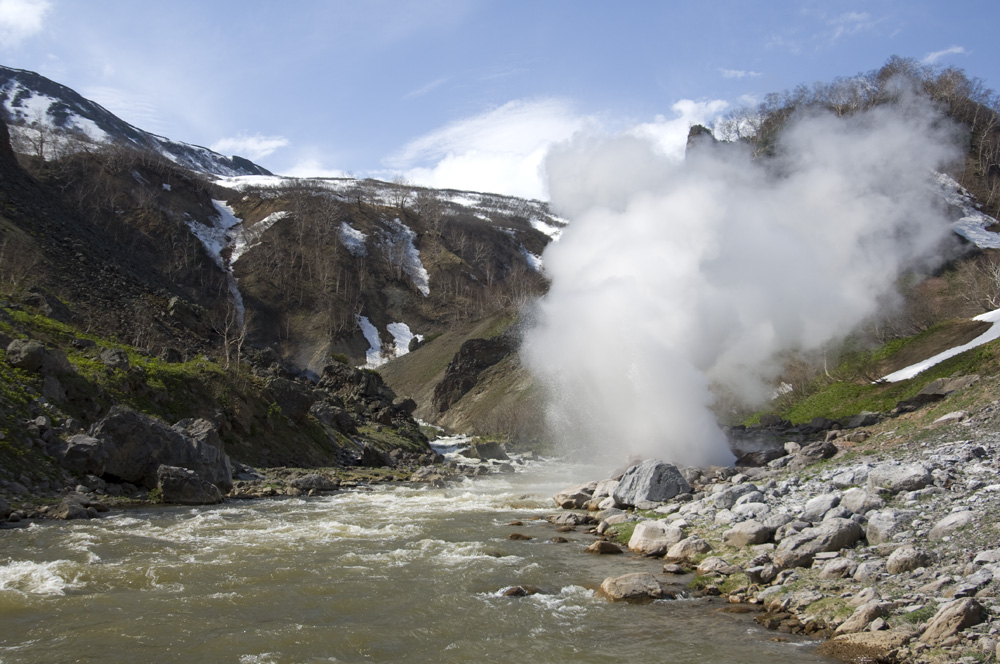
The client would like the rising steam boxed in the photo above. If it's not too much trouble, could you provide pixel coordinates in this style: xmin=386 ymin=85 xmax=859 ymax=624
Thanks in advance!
xmin=522 ymin=94 xmax=964 ymax=468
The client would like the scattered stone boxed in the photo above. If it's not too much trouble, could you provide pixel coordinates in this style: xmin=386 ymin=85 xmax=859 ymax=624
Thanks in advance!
xmin=773 ymin=518 xmax=862 ymax=568
xmin=919 ymin=598 xmax=985 ymax=646
xmin=597 ymin=572 xmax=666 ymax=602
xmin=836 ymin=600 xmax=890 ymax=635
xmin=885 ymin=545 xmax=932 ymax=574
xmin=929 ymin=510 xmax=977 ymax=540
xmin=664 ymin=536 xmax=712 ymax=562
xmin=508 ymin=533 xmax=532 ymax=541
xmin=723 ymin=520 xmax=773 ymax=548
xmin=585 ymin=540 xmax=623 ymax=554
xmin=801 ymin=493 xmax=841 ymax=523
xmin=552 ymin=482 xmax=597 ymax=509
xmin=628 ymin=520 xmax=684 ymax=556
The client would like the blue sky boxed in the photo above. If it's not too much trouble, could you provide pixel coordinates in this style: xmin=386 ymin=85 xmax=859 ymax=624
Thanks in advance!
xmin=0 ymin=0 xmax=997 ymax=198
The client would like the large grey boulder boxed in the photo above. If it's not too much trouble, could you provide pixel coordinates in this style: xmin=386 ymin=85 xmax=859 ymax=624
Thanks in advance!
xmin=613 ymin=459 xmax=690 ymax=509
xmin=773 ymin=517 xmax=862 ymax=568
xmin=835 ymin=600 xmax=890 ymax=635
xmin=288 ymin=474 xmax=339 ymax=492
xmin=466 ymin=441 xmax=509 ymax=461
xmin=91 ymin=407 xmax=232 ymax=491
xmin=628 ymin=520 xmax=684 ymax=556
xmin=5 ymin=338 xmax=72 ymax=375
xmin=156 ymin=465 xmax=223 ymax=505
xmin=866 ymin=462 xmax=932 ymax=494
xmin=266 ymin=377 xmax=316 ymax=423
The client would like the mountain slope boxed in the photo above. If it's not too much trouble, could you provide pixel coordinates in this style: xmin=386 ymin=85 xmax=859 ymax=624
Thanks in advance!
xmin=0 ymin=65 xmax=271 ymax=177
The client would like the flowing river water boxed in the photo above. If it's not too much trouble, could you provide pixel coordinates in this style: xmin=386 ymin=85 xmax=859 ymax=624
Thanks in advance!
xmin=0 ymin=447 xmax=836 ymax=663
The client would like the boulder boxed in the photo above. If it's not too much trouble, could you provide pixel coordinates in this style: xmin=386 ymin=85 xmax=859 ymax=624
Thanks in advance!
xmin=885 ymin=545 xmax=932 ymax=574
xmin=664 ymin=536 xmax=712 ymax=562
xmin=91 ymin=407 xmax=232 ymax=490
xmin=546 ymin=512 xmax=595 ymax=527
xmin=613 ymin=459 xmax=690 ymax=508
xmin=840 ymin=487 xmax=883 ymax=515
xmin=835 ymin=600 xmax=889 ymax=634
xmin=585 ymin=541 xmax=623 ymax=555
xmin=288 ymin=474 xmax=339 ymax=492
xmin=552 ymin=482 xmax=597 ymax=509
xmin=51 ymin=434 xmax=108 ymax=476
xmin=99 ymin=348 xmax=130 ymax=371
xmin=818 ymin=629 xmax=916 ymax=662
xmin=801 ymin=492 xmax=840 ymax=523
xmin=696 ymin=556 xmax=740 ymax=575
xmin=787 ymin=440 xmax=837 ymax=470
xmin=929 ymin=510 xmax=976 ymax=540
xmin=711 ymin=483 xmax=759 ymax=510
xmin=866 ymin=462 xmax=932 ymax=494
xmin=597 ymin=572 xmax=666 ymax=602
xmin=50 ymin=496 xmax=94 ymax=520
xmin=5 ymin=338 xmax=72 ymax=375
xmin=773 ymin=518 xmax=862 ymax=568
xmin=156 ymin=465 xmax=223 ymax=505
xmin=359 ymin=443 xmax=391 ymax=467
xmin=819 ymin=557 xmax=858 ymax=580
xmin=723 ymin=520 xmax=772 ymax=547
xmin=865 ymin=509 xmax=915 ymax=545
xmin=466 ymin=441 xmax=509 ymax=461
xmin=628 ymin=520 xmax=684 ymax=556
xmin=919 ymin=598 xmax=985 ymax=645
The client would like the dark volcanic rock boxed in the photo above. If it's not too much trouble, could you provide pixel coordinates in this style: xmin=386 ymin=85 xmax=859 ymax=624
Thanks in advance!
xmin=432 ymin=336 xmax=512 ymax=413
xmin=156 ymin=465 xmax=223 ymax=505
xmin=91 ymin=407 xmax=232 ymax=490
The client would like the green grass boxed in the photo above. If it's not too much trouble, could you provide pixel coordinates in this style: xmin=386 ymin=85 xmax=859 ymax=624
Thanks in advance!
xmin=772 ymin=338 xmax=1000 ymax=424
xmin=605 ymin=521 xmax=637 ymax=546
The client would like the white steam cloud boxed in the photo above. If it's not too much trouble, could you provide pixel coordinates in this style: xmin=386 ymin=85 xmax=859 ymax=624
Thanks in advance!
xmin=522 ymin=95 xmax=963 ymax=469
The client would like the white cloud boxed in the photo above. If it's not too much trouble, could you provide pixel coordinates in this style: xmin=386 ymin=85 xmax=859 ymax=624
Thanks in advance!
xmin=387 ymin=98 xmax=598 ymax=199
xmin=0 ymin=0 xmax=50 ymax=45
xmin=719 ymin=68 xmax=761 ymax=80
xmin=922 ymin=45 xmax=967 ymax=65
xmin=827 ymin=11 xmax=877 ymax=41
xmin=282 ymin=158 xmax=350 ymax=179
xmin=211 ymin=133 xmax=289 ymax=161
xmin=386 ymin=97 xmax=728 ymax=200
xmin=83 ymin=86 xmax=166 ymax=133
xmin=626 ymin=99 xmax=729 ymax=161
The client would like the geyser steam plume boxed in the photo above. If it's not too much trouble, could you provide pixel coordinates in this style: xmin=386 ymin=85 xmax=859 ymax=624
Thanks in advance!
xmin=522 ymin=95 xmax=963 ymax=469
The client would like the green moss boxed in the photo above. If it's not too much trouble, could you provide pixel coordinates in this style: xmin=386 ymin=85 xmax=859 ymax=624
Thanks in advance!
xmin=605 ymin=521 xmax=637 ymax=546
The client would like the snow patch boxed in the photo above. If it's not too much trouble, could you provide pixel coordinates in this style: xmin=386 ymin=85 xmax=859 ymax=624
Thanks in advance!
xmin=936 ymin=172 xmax=1000 ymax=249
xmin=380 ymin=218 xmax=430 ymax=296
xmin=386 ymin=322 xmax=423 ymax=357
xmin=880 ymin=308 xmax=1000 ymax=382
xmin=340 ymin=222 xmax=368 ymax=256
xmin=231 ymin=211 xmax=288 ymax=263
xmin=521 ymin=246 xmax=544 ymax=272
xmin=162 ymin=183 xmax=172 ymax=191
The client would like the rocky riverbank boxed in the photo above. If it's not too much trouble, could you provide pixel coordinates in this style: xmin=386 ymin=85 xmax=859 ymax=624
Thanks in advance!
xmin=547 ymin=406 xmax=1000 ymax=664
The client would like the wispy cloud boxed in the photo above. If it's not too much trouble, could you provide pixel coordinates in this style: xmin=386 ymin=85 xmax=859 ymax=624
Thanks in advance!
xmin=922 ymin=45 xmax=967 ymax=65
xmin=82 ymin=86 xmax=167 ymax=133
xmin=827 ymin=11 xmax=878 ymax=41
xmin=211 ymin=133 xmax=289 ymax=161
xmin=0 ymin=0 xmax=50 ymax=46
xmin=719 ymin=68 xmax=762 ymax=80
xmin=402 ymin=77 xmax=448 ymax=100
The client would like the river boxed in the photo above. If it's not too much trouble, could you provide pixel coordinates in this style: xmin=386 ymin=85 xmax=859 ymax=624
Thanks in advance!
xmin=0 ymin=448 xmax=835 ymax=663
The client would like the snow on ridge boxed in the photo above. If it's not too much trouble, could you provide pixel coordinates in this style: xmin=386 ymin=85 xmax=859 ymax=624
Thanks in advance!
xmin=530 ymin=216 xmax=564 ymax=240
xmin=880 ymin=308 xmax=1000 ymax=382
xmin=936 ymin=172 xmax=1000 ymax=249
xmin=340 ymin=222 xmax=368 ymax=256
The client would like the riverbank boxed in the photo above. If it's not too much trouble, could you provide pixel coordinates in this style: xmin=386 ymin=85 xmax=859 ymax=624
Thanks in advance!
xmin=545 ymin=404 xmax=1000 ymax=664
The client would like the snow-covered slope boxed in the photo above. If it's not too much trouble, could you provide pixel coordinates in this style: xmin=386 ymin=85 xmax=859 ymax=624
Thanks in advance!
xmin=0 ymin=65 xmax=271 ymax=177
xmin=880 ymin=308 xmax=1000 ymax=382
